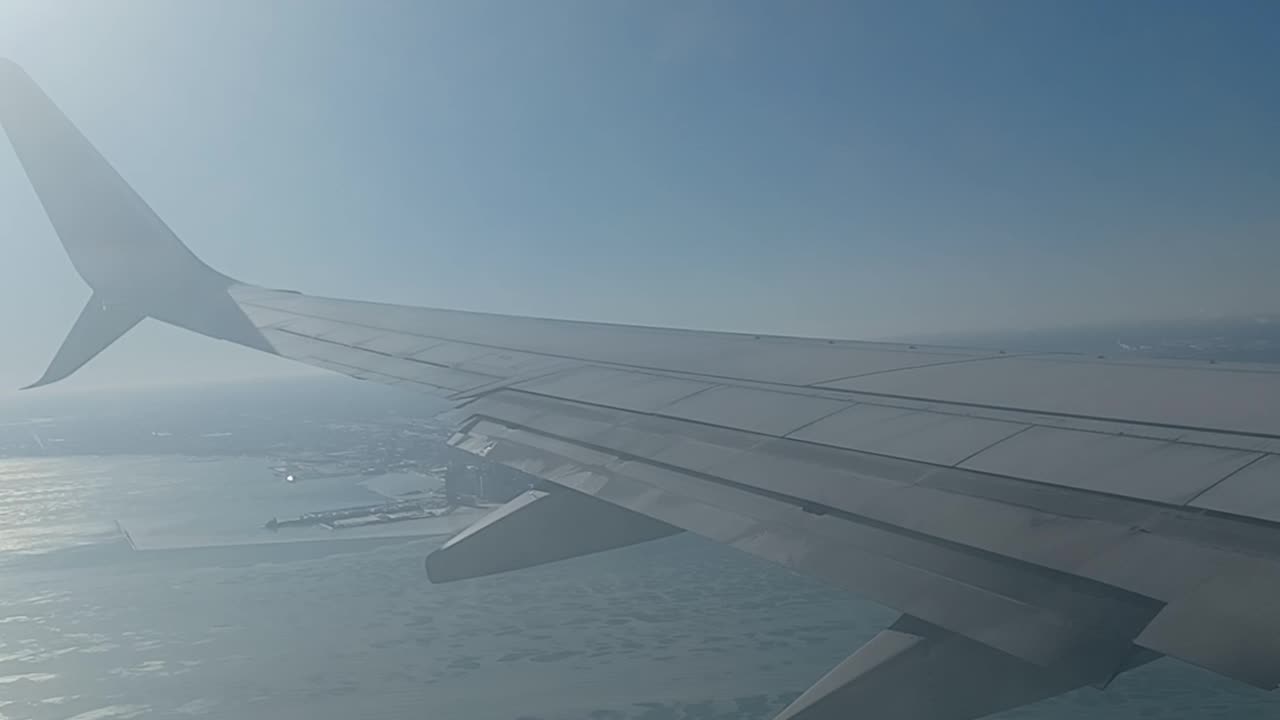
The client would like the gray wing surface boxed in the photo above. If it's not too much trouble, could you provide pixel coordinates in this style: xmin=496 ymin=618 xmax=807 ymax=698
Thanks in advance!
xmin=4 ymin=58 xmax=1279 ymax=720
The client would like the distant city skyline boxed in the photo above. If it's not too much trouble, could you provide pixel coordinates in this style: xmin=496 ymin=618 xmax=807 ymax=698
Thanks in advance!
xmin=0 ymin=0 xmax=1277 ymax=395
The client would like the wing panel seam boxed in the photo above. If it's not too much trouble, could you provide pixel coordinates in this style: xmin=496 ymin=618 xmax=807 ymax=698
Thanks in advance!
xmin=241 ymin=300 xmax=1280 ymax=446
xmin=464 ymin=412 xmax=1162 ymax=612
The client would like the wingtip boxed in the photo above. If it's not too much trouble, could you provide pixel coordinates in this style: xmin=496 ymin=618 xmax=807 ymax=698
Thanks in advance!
xmin=0 ymin=57 xmax=26 ymax=80
xmin=21 ymin=365 xmax=67 ymax=391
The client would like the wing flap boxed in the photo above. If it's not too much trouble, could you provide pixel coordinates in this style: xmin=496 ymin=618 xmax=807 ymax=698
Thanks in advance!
xmin=424 ymin=488 xmax=679 ymax=583
xmin=774 ymin=615 xmax=1154 ymax=720
xmin=460 ymin=390 xmax=1265 ymax=606
xmin=450 ymin=388 xmax=1280 ymax=686
xmin=1135 ymin=564 xmax=1280 ymax=689
xmin=450 ymin=415 xmax=1161 ymax=666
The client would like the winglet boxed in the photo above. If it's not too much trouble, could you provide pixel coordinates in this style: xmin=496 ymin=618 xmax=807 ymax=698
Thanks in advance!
xmin=0 ymin=60 xmax=274 ymax=387
xmin=0 ymin=59 xmax=228 ymax=294
xmin=24 ymin=294 xmax=145 ymax=389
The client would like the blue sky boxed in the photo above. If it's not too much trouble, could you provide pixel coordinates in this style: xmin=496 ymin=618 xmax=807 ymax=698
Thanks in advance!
xmin=0 ymin=0 xmax=1277 ymax=394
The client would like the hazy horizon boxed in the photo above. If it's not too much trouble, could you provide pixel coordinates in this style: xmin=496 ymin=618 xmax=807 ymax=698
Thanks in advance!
xmin=1 ymin=1 xmax=1277 ymax=394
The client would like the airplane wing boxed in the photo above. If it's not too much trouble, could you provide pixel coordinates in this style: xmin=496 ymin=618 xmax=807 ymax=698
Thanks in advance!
xmin=3 ymin=59 xmax=1279 ymax=720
